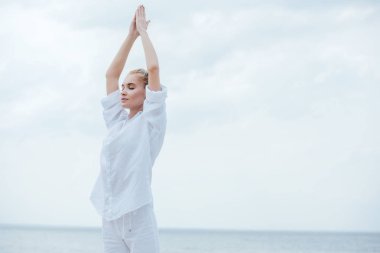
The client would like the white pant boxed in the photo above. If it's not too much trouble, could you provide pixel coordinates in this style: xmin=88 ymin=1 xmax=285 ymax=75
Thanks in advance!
xmin=102 ymin=202 xmax=160 ymax=253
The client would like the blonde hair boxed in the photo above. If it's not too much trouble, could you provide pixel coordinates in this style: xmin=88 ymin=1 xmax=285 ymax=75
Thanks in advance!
xmin=127 ymin=68 xmax=149 ymax=87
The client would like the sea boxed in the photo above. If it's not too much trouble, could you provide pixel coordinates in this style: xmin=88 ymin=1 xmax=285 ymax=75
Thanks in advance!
xmin=0 ymin=225 xmax=379 ymax=253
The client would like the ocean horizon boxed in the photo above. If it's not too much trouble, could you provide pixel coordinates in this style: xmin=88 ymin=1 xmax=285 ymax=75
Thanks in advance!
xmin=0 ymin=223 xmax=379 ymax=253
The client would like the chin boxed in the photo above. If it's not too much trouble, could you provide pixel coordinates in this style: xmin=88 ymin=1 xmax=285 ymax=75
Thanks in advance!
xmin=121 ymin=102 xmax=129 ymax=109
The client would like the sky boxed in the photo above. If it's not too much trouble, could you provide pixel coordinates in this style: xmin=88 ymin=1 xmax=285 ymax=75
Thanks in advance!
xmin=0 ymin=0 xmax=379 ymax=232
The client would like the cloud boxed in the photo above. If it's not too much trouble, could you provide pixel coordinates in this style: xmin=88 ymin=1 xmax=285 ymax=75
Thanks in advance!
xmin=0 ymin=0 xmax=379 ymax=231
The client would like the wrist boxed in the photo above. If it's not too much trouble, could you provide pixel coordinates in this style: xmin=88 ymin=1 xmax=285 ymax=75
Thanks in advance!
xmin=127 ymin=33 xmax=138 ymax=40
xmin=139 ymin=30 xmax=148 ymax=37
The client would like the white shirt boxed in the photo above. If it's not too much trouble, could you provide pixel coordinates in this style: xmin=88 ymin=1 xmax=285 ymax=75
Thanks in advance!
xmin=89 ymin=84 xmax=168 ymax=221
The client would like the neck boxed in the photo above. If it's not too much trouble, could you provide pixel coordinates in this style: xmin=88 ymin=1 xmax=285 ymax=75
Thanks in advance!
xmin=129 ymin=107 xmax=142 ymax=119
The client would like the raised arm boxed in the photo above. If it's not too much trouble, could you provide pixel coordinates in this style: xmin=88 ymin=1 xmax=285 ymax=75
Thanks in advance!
xmin=136 ymin=5 xmax=161 ymax=92
xmin=105 ymin=10 xmax=140 ymax=95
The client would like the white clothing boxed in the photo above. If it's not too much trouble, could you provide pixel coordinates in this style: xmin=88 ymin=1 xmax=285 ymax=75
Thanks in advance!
xmin=102 ymin=202 xmax=160 ymax=253
xmin=89 ymin=84 xmax=168 ymax=221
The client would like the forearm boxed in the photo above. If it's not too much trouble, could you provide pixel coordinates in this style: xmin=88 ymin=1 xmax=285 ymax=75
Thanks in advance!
xmin=106 ymin=34 xmax=138 ymax=78
xmin=139 ymin=31 xmax=159 ymax=70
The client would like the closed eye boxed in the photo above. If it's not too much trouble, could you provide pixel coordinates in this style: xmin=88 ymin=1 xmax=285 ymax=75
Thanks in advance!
xmin=122 ymin=84 xmax=134 ymax=90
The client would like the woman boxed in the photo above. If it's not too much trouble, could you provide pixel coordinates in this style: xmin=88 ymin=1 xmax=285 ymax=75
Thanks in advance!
xmin=89 ymin=4 xmax=167 ymax=253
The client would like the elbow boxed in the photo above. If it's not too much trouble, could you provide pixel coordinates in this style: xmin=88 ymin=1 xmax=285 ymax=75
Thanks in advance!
xmin=148 ymin=65 xmax=159 ymax=72
xmin=105 ymin=71 xmax=119 ymax=79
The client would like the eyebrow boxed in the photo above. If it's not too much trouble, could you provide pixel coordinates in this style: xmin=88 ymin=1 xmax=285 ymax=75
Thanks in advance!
xmin=122 ymin=82 xmax=136 ymax=86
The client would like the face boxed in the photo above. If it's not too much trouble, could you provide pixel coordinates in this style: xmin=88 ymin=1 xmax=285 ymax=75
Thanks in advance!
xmin=120 ymin=74 xmax=146 ymax=109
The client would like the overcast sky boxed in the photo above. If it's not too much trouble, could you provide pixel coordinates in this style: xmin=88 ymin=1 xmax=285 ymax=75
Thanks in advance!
xmin=0 ymin=0 xmax=379 ymax=232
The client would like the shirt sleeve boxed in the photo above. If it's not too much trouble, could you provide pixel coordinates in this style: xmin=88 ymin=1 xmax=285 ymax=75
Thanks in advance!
xmin=142 ymin=84 xmax=168 ymax=136
xmin=100 ymin=89 xmax=128 ymax=130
